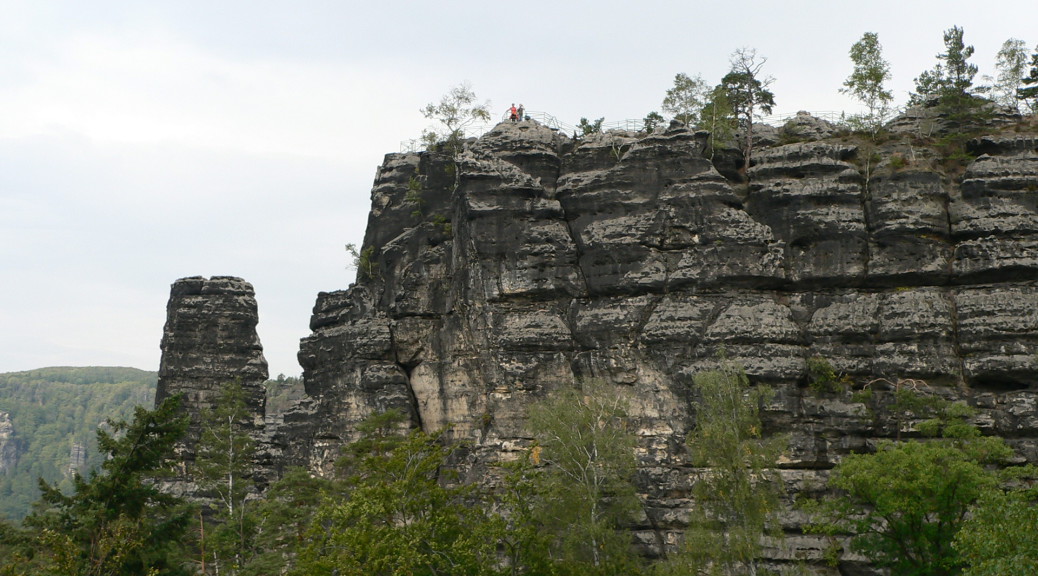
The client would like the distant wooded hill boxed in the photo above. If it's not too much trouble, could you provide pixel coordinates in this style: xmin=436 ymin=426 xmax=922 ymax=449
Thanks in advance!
xmin=0 ymin=367 xmax=157 ymax=520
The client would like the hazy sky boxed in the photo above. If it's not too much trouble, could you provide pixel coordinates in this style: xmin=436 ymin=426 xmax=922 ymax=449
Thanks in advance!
xmin=2 ymin=0 xmax=1036 ymax=378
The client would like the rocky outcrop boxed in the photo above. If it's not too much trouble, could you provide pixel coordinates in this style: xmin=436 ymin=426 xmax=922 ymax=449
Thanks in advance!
xmin=286 ymin=114 xmax=1038 ymax=568
xmin=156 ymin=276 xmax=269 ymax=485
xmin=160 ymin=113 xmax=1038 ymax=572
xmin=0 ymin=411 xmax=17 ymax=475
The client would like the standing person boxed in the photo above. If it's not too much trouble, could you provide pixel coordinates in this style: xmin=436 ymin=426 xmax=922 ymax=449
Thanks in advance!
xmin=509 ymin=103 xmax=518 ymax=122
xmin=517 ymin=104 xmax=525 ymax=121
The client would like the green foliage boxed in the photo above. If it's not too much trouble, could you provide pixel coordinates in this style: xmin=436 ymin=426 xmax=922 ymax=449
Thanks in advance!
xmin=806 ymin=355 xmax=851 ymax=394
xmin=805 ymin=405 xmax=1014 ymax=576
xmin=0 ymin=367 xmax=156 ymax=521
xmin=698 ymin=85 xmax=738 ymax=159
xmin=643 ymin=111 xmax=665 ymax=133
xmin=935 ymin=131 xmax=977 ymax=171
xmin=358 ymin=245 xmax=378 ymax=280
xmin=346 ymin=243 xmax=380 ymax=280
xmin=194 ymin=380 xmax=257 ymax=575
xmin=955 ymin=483 xmax=1038 ymax=575
xmin=527 ymin=380 xmax=644 ymax=576
xmin=992 ymin=38 xmax=1030 ymax=112
xmin=911 ymin=26 xmax=980 ymax=115
xmin=293 ymin=411 xmax=499 ymax=576
xmin=662 ymin=73 xmax=710 ymax=125
xmin=842 ymin=32 xmax=894 ymax=137
xmin=890 ymin=153 xmax=910 ymax=170
xmin=263 ymin=374 xmax=304 ymax=417
xmin=429 ymin=212 xmax=453 ymax=236
xmin=1017 ymin=46 xmax=1038 ymax=114
xmin=578 ymin=116 xmax=605 ymax=136
xmin=667 ymin=361 xmax=785 ymax=576
xmin=237 ymin=468 xmax=334 ymax=576
xmin=420 ymin=82 xmax=491 ymax=156
xmin=9 ymin=396 xmax=192 ymax=576
xmin=722 ymin=48 xmax=775 ymax=172
xmin=406 ymin=175 xmax=424 ymax=219
xmin=489 ymin=454 xmax=556 ymax=576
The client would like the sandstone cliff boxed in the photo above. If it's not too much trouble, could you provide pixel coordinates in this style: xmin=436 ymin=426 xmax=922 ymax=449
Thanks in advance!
xmin=156 ymin=276 xmax=269 ymax=485
xmin=160 ymin=107 xmax=1038 ymax=570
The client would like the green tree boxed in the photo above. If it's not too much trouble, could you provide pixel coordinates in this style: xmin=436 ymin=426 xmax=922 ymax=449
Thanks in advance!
xmin=527 ymin=380 xmax=643 ymax=576
xmin=992 ymin=38 xmax=1030 ymax=112
xmin=698 ymin=85 xmax=738 ymax=160
xmin=806 ymin=402 xmax=1013 ymax=576
xmin=662 ymin=73 xmax=710 ymax=126
xmin=11 ymin=397 xmax=192 ymax=576
xmin=721 ymin=48 xmax=775 ymax=174
xmin=1018 ymin=45 xmax=1038 ymax=114
xmin=292 ymin=411 xmax=499 ymax=576
xmin=490 ymin=453 xmax=557 ymax=576
xmin=954 ymin=483 xmax=1038 ymax=576
xmin=663 ymin=361 xmax=785 ymax=576
xmin=578 ymin=116 xmax=605 ymax=135
xmin=842 ymin=32 xmax=894 ymax=137
xmin=420 ymin=82 xmax=491 ymax=156
xmin=194 ymin=380 xmax=258 ymax=575
xmin=911 ymin=26 xmax=979 ymax=108
xmin=237 ymin=468 xmax=334 ymax=576
xmin=643 ymin=111 xmax=665 ymax=133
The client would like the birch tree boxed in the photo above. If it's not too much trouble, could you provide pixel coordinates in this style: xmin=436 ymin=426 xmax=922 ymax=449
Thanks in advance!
xmin=842 ymin=32 xmax=894 ymax=136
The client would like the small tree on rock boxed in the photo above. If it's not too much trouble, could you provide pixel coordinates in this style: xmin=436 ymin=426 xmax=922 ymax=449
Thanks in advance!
xmin=662 ymin=72 xmax=710 ymax=126
xmin=842 ymin=32 xmax=894 ymax=137
xmin=911 ymin=26 xmax=979 ymax=109
xmin=420 ymin=82 xmax=491 ymax=156
xmin=992 ymin=38 xmax=1030 ymax=112
xmin=721 ymin=48 xmax=775 ymax=174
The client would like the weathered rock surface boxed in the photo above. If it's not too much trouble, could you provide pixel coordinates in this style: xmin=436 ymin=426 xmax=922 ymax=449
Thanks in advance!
xmin=156 ymin=276 xmax=269 ymax=486
xmin=0 ymin=411 xmax=17 ymax=475
xmin=160 ymin=112 xmax=1038 ymax=572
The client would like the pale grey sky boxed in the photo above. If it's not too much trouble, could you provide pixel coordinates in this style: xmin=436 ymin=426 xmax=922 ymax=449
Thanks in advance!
xmin=2 ymin=0 xmax=1036 ymax=377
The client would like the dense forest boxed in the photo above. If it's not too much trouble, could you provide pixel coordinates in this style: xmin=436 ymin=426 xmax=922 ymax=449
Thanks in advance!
xmin=0 ymin=368 xmax=303 ymax=522
xmin=1 ymin=368 xmax=1036 ymax=576
xmin=0 ymin=367 xmax=157 ymax=520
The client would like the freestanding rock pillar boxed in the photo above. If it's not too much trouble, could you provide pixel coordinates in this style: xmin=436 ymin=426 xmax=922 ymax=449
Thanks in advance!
xmin=156 ymin=276 xmax=268 ymax=468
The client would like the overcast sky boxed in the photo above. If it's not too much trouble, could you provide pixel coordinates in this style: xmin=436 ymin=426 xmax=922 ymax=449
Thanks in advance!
xmin=2 ymin=0 xmax=1036 ymax=378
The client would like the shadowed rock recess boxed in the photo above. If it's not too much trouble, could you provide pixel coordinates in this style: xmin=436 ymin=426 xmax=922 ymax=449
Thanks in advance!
xmin=161 ymin=113 xmax=1038 ymax=570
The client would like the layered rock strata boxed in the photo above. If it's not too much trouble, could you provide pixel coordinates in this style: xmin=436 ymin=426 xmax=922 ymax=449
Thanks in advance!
xmin=289 ymin=116 xmax=1038 ymax=570
xmin=159 ymin=113 xmax=1038 ymax=572
xmin=156 ymin=276 xmax=269 ymax=481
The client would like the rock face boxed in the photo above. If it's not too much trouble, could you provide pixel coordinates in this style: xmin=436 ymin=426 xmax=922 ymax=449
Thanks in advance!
xmin=160 ymin=114 xmax=1038 ymax=571
xmin=0 ymin=411 xmax=17 ymax=475
xmin=292 ymin=115 xmax=1038 ymax=566
xmin=156 ymin=276 xmax=269 ymax=479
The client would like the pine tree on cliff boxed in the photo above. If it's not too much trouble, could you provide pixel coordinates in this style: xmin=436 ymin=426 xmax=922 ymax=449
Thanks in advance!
xmin=911 ymin=25 xmax=979 ymax=112
xmin=721 ymin=48 xmax=775 ymax=175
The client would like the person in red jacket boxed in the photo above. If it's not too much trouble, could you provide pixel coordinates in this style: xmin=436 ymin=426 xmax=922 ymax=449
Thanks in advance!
xmin=509 ymin=103 xmax=518 ymax=122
